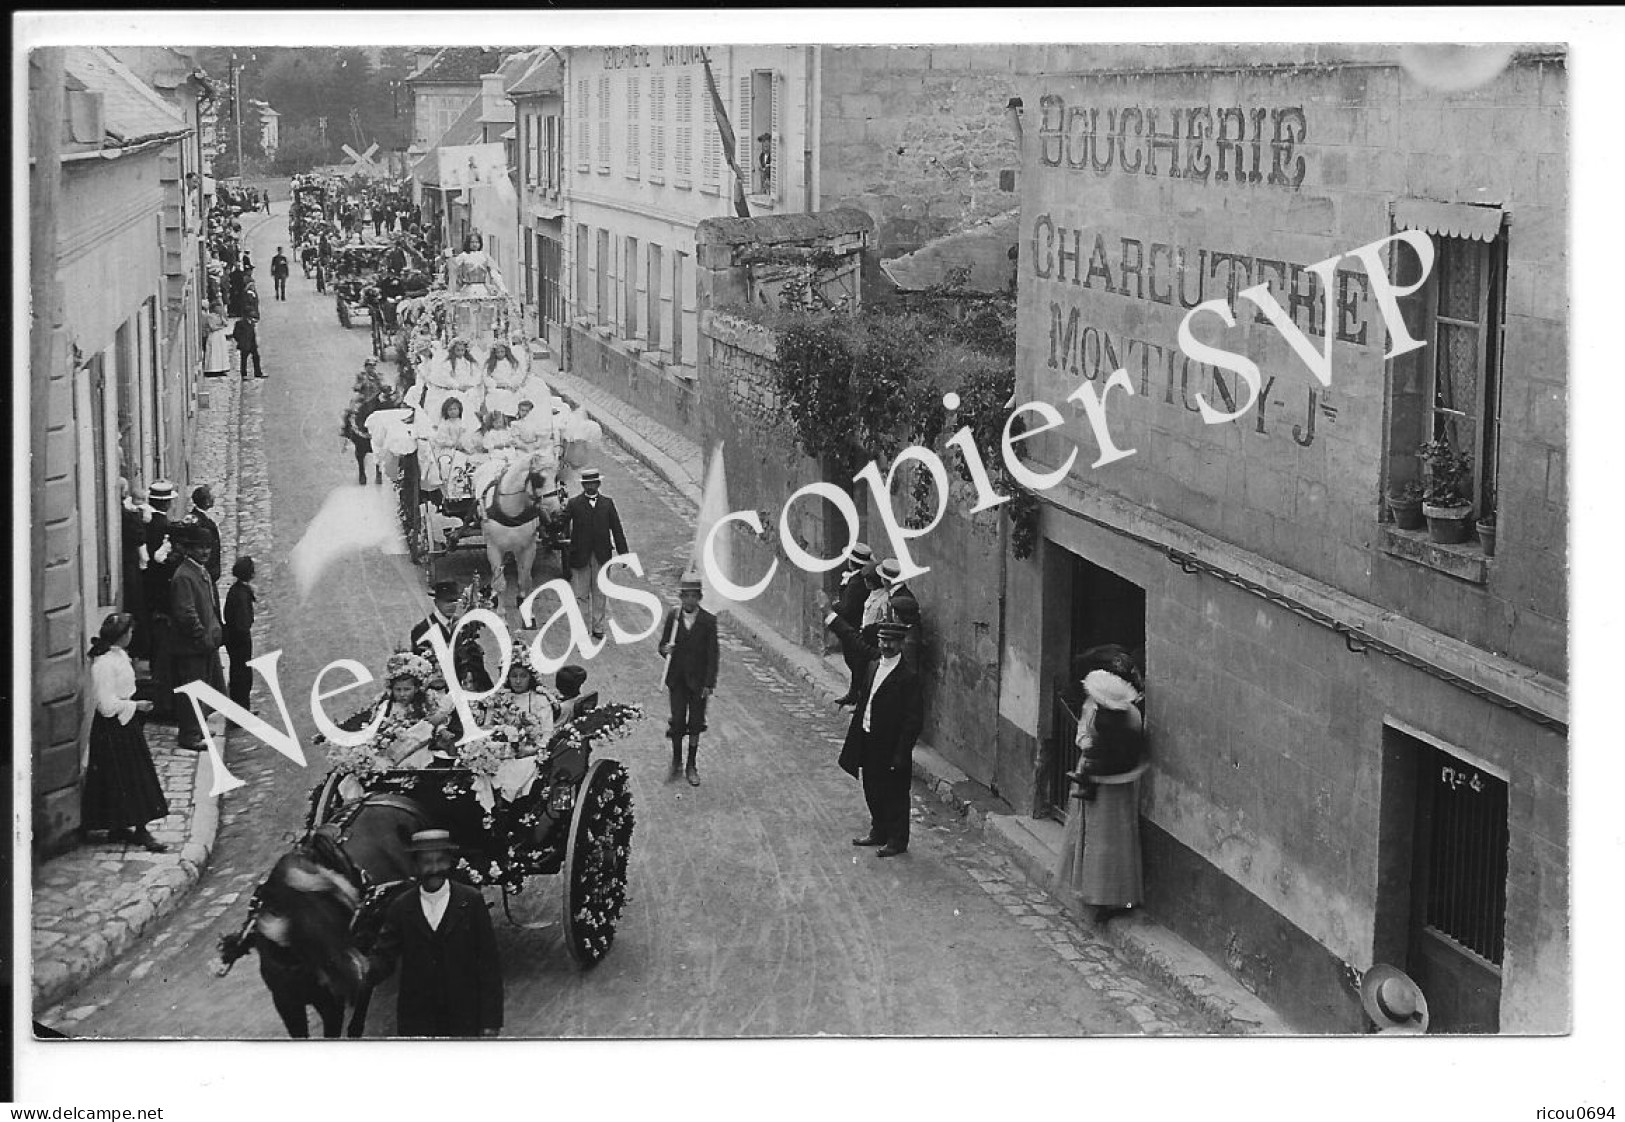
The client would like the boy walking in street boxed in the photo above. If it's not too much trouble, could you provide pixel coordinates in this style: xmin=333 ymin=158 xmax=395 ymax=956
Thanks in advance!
xmin=658 ymin=571 xmax=719 ymax=786
xmin=232 ymin=315 xmax=264 ymax=378
xmin=271 ymin=246 xmax=290 ymax=301
xmin=223 ymin=556 xmax=257 ymax=711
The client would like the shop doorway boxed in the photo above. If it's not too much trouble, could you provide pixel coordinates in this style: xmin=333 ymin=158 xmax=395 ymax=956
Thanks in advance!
xmin=1044 ymin=553 xmax=1145 ymax=819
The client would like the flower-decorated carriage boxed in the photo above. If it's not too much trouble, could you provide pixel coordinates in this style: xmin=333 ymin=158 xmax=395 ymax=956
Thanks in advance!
xmin=381 ymin=289 xmax=600 ymax=582
xmin=302 ymin=689 xmax=643 ymax=966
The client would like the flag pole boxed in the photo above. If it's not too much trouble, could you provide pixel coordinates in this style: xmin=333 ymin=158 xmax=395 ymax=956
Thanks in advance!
xmin=700 ymin=51 xmax=751 ymax=219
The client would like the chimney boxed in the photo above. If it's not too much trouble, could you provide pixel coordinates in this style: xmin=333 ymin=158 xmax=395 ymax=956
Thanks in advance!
xmin=413 ymin=49 xmax=436 ymax=75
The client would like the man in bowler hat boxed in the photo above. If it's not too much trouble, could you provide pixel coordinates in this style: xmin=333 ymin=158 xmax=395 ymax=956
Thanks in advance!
xmin=657 ymin=572 xmax=719 ymax=786
xmin=824 ymin=608 xmax=924 ymax=858
xmin=563 ymin=468 xmax=629 ymax=641
xmin=366 ymin=829 xmax=503 ymax=1037
xmin=168 ymin=521 xmax=226 ymax=751
xmin=411 ymin=580 xmax=491 ymax=692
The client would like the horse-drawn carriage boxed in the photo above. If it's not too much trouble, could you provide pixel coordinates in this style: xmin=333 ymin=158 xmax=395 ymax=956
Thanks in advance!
xmin=331 ymin=244 xmax=393 ymax=329
xmin=216 ymin=693 xmax=641 ymax=1037
xmin=372 ymin=291 xmax=599 ymax=593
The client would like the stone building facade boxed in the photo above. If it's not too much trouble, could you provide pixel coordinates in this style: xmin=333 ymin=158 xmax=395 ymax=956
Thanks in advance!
xmin=31 ymin=47 xmax=210 ymax=851
xmin=1002 ymin=44 xmax=1567 ymax=1032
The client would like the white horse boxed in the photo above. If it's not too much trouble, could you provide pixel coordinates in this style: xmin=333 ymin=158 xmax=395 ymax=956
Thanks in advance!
xmin=472 ymin=450 xmax=565 ymax=612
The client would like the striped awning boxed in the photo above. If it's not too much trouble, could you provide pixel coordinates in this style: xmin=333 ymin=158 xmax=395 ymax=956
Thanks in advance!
xmin=1393 ymin=199 xmax=1505 ymax=242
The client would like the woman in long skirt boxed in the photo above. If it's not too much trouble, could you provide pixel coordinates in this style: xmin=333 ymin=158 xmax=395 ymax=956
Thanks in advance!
xmin=1054 ymin=670 xmax=1146 ymax=919
xmin=81 ymin=612 xmax=170 ymax=852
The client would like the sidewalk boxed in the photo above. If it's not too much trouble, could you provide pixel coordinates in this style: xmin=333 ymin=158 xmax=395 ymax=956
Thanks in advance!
xmin=31 ymin=213 xmax=279 ymax=1019
xmin=543 ymin=358 xmax=1293 ymax=1035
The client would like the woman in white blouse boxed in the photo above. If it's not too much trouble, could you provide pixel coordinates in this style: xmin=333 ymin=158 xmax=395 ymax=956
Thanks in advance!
xmin=81 ymin=612 xmax=170 ymax=852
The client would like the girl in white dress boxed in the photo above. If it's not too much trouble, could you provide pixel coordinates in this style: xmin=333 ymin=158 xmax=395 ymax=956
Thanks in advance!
xmin=81 ymin=612 xmax=169 ymax=851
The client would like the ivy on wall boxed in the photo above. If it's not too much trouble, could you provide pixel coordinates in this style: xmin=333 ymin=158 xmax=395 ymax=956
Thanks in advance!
xmin=726 ymin=267 xmax=1041 ymax=559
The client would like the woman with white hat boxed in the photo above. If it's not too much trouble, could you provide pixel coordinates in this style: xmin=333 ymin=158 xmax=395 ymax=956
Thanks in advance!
xmin=495 ymin=640 xmax=559 ymax=748
xmin=1053 ymin=667 xmax=1148 ymax=921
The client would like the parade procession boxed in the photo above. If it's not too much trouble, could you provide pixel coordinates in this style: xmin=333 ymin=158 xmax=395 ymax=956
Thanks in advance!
xmin=21 ymin=24 xmax=1587 ymax=1109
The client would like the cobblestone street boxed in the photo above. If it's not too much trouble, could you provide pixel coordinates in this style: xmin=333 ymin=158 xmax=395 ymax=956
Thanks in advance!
xmin=35 ymin=210 xmax=1213 ymax=1039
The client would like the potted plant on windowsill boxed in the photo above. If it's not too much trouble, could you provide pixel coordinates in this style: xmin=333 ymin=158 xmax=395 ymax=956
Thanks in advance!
xmin=1387 ymin=480 xmax=1425 ymax=531
xmin=1417 ymin=440 xmax=1475 ymax=545
xmin=1476 ymin=511 xmax=1497 ymax=557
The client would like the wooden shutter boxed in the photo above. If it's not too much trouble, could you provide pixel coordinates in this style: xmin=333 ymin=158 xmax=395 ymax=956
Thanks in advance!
xmin=625 ymin=75 xmax=641 ymax=178
xmin=650 ymin=75 xmax=666 ymax=182
xmin=771 ymin=70 xmax=784 ymax=201
xmin=575 ymin=79 xmax=590 ymax=172
xmin=675 ymin=73 xmax=693 ymax=187
xmin=737 ymin=75 xmax=753 ymax=195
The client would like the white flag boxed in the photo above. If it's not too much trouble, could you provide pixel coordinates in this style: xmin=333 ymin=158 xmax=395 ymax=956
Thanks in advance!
xmin=288 ymin=485 xmax=407 ymax=600
xmin=691 ymin=443 xmax=739 ymax=612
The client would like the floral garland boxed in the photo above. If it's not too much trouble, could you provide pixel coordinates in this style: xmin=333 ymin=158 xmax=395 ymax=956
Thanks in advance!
xmin=546 ymin=702 xmax=644 ymax=756
xmin=567 ymin=763 xmax=636 ymax=963
xmin=314 ymin=708 xmax=431 ymax=780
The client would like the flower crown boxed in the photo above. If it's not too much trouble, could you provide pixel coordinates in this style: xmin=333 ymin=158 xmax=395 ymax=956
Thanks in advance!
xmin=385 ymin=651 xmax=434 ymax=686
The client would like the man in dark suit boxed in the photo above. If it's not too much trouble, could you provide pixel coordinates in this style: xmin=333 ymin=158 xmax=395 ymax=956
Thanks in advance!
xmin=825 ymin=613 xmax=923 ymax=858
xmin=231 ymin=315 xmax=263 ymax=379
xmin=410 ymin=580 xmax=491 ymax=693
xmin=657 ymin=572 xmax=720 ymax=786
xmin=832 ymin=542 xmax=874 ymax=705
xmin=270 ymin=246 xmax=290 ymax=300
xmin=366 ymin=830 xmax=503 ymax=1037
xmin=563 ymin=468 xmax=629 ymax=641
xmin=183 ymin=484 xmax=223 ymax=588
xmin=169 ymin=522 xmax=226 ymax=751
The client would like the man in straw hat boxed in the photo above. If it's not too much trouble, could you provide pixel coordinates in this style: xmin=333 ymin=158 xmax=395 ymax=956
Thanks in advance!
xmin=830 ymin=543 xmax=874 ymax=705
xmin=657 ymin=571 xmax=720 ymax=786
xmin=1361 ymin=964 xmax=1429 ymax=1034
xmin=563 ymin=467 xmax=629 ymax=641
xmin=824 ymin=612 xmax=924 ymax=859
xmin=366 ymin=829 xmax=504 ymax=1037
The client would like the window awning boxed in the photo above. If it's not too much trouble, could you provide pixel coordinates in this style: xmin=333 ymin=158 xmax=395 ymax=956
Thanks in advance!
xmin=1393 ymin=199 xmax=1505 ymax=242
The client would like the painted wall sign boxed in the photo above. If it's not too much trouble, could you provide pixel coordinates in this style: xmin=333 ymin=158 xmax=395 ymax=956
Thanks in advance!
xmin=1035 ymin=98 xmax=1309 ymax=188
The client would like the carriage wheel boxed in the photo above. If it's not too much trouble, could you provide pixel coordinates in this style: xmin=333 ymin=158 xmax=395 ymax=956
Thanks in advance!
xmin=561 ymin=759 xmax=634 ymax=967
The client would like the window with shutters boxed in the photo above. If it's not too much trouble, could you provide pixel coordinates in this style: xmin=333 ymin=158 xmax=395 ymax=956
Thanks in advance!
xmin=575 ymin=79 xmax=590 ymax=172
xmin=649 ymin=75 xmax=666 ymax=185
xmin=624 ymin=236 xmax=639 ymax=338
xmin=597 ymin=228 xmax=611 ymax=326
xmin=541 ymin=114 xmax=556 ymax=191
xmin=746 ymin=69 xmax=781 ymax=201
xmin=625 ymin=75 xmax=641 ymax=179
xmin=672 ymin=250 xmax=687 ymax=361
xmin=674 ymin=73 xmax=694 ymax=189
xmin=700 ymin=75 xmax=720 ymax=192
xmin=647 ymin=243 xmax=663 ymax=349
xmin=597 ymin=75 xmax=612 ymax=173
xmin=575 ymin=223 xmax=590 ymax=319
xmin=527 ymin=112 xmax=540 ymax=187
xmin=1384 ymin=204 xmax=1509 ymax=532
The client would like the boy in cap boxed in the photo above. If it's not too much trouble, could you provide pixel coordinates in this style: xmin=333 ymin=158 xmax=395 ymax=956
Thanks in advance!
xmin=658 ymin=572 xmax=719 ymax=786
xmin=366 ymin=829 xmax=504 ymax=1037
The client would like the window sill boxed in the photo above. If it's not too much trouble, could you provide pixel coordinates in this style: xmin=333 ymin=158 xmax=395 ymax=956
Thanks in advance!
xmin=700 ymin=184 xmax=720 ymax=196
xmin=593 ymin=325 xmax=616 ymax=341
xmin=648 ymin=175 xmax=665 ymax=186
xmin=1379 ymin=526 xmax=1490 ymax=585
xmin=674 ymin=179 xmax=692 ymax=191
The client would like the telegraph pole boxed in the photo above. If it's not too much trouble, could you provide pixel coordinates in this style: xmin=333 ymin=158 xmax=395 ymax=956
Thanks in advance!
xmin=231 ymin=51 xmax=244 ymax=178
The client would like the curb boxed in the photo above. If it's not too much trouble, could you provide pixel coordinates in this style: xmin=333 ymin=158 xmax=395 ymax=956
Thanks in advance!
xmin=553 ymin=377 xmax=1293 ymax=1036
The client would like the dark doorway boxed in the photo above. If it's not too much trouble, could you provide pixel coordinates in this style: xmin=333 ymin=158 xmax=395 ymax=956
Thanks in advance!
xmin=1043 ymin=553 xmax=1145 ymax=819
xmin=1377 ymin=727 xmax=1508 ymax=1034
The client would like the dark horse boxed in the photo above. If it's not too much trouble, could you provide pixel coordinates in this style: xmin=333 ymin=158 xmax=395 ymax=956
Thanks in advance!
xmin=216 ymin=791 xmax=430 ymax=1038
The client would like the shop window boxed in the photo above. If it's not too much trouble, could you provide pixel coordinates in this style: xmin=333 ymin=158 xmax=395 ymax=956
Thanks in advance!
xmin=1385 ymin=202 xmax=1508 ymax=524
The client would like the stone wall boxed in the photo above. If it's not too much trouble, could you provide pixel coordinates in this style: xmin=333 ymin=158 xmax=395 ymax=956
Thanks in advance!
xmin=818 ymin=45 xmax=1030 ymax=263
